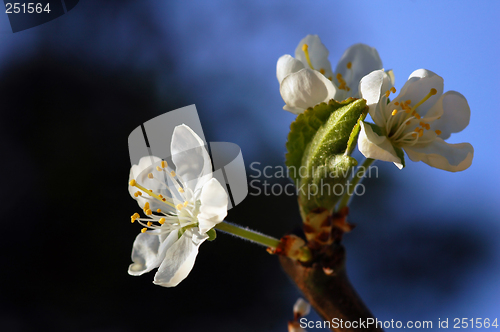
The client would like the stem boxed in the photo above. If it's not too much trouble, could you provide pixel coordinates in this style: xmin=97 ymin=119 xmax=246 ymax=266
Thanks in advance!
xmin=280 ymin=245 xmax=383 ymax=332
xmin=214 ymin=221 xmax=281 ymax=249
xmin=336 ymin=158 xmax=375 ymax=212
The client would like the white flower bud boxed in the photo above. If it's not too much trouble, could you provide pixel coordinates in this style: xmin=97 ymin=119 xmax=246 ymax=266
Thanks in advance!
xmin=293 ymin=297 xmax=311 ymax=318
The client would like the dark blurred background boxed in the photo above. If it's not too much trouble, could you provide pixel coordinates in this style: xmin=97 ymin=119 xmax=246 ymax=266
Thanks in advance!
xmin=0 ymin=1 xmax=498 ymax=331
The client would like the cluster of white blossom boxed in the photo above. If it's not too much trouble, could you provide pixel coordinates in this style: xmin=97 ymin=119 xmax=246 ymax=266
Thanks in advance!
xmin=124 ymin=34 xmax=473 ymax=293
xmin=277 ymin=35 xmax=473 ymax=172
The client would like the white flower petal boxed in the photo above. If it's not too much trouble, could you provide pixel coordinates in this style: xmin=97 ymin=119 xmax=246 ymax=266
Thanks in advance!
xmin=294 ymin=35 xmax=333 ymax=79
xmin=171 ymin=124 xmax=212 ymax=192
xmin=359 ymin=69 xmax=386 ymax=127
xmin=335 ymin=44 xmax=383 ymax=98
xmin=129 ymin=156 xmax=162 ymax=196
xmin=404 ymin=138 xmax=473 ymax=172
xmin=280 ymin=68 xmax=337 ymax=114
xmin=129 ymin=156 xmax=169 ymax=210
xmin=358 ymin=122 xmax=403 ymax=168
xmin=128 ymin=230 xmax=177 ymax=276
xmin=277 ymin=54 xmax=305 ymax=84
xmin=429 ymin=91 xmax=470 ymax=140
xmin=153 ymin=228 xmax=208 ymax=287
xmin=198 ymin=178 xmax=228 ymax=234
xmin=394 ymin=69 xmax=444 ymax=118
xmin=293 ymin=298 xmax=311 ymax=318
xmin=383 ymin=69 xmax=395 ymax=92
xmin=283 ymin=104 xmax=308 ymax=114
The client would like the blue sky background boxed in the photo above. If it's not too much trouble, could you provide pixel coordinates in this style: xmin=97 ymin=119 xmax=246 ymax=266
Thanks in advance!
xmin=0 ymin=1 xmax=498 ymax=331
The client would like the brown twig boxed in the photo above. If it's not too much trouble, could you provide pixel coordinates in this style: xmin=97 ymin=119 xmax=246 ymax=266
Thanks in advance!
xmin=279 ymin=207 xmax=383 ymax=332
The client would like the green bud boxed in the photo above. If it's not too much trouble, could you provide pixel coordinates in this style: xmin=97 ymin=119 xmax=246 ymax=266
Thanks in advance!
xmin=286 ymin=98 xmax=368 ymax=218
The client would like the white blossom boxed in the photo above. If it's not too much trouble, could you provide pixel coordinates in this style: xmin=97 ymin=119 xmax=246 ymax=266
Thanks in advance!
xmin=127 ymin=124 xmax=228 ymax=286
xmin=358 ymin=69 xmax=473 ymax=172
xmin=277 ymin=34 xmax=390 ymax=114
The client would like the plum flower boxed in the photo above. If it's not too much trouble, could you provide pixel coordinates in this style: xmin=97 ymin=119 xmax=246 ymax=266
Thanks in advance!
xmin=127 ymin=124 xmax=228 ymax=287
xmin=288 ymin=298 xmax=311 ymax=332
xmin=358 ymin=69 xmax=473 ymax=172
xmin=277 ymin=34 xmax=390 ymax=114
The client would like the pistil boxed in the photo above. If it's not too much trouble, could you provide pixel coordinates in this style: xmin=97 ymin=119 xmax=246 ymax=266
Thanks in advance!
xmin=302 ymin=44 xmax=315 ymax=70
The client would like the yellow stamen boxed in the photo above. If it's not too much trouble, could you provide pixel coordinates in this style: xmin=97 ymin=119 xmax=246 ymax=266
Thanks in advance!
xmin=134 ymin=192 xmax=139 ymax=197
xmin=145 ymin=209 xmax=152 ymax=216
xmin=411 ymin=88 xmax=438 ymax=112
xmin=401 ymin=103 xmax=411 ymax=113
xmin=178 ymin=187 xmax=184 ymax=193
xmin=394 ymin=102 xmax=399 ymax=106
xmin=302 ymin=44 xmax=314 ymax=70
xmin=435 ymin=130 xmax=442 ymax=135
xmin=158 ymin=218 xmax=165 ymax=225
xmin=319 ymin=68 xmax=325 ymax=74
xmin=414 ymin=127 xmax=421 ymax=133
xmin=131 ymin=213 xmax=140 ymax=223
xmin=405 ymin=100 xmax=411 ymax=105
xmin=390 ymin=87 xmax=396 ymax=93
xmin=161 ymin=160 xmax=167 ymax=168
xmin=183 ymin=201 xmax=188 ymax=207
xmin=385 ymin=91 xmax=391 ymax=98
xmin=328 ymin=76 xmax=332 ymax=81
xmin=129 ymin=180 xmax=175 ymax=208
xmin=176 ymin=203 xmax=183 ymax=210
xmin=336 ymin=73 xmax=349 ymax=91
xmin=156 ymin=166 xmax=163 ymax=171
xmin=391 ymin=109 xmax=398 ymax=116
xmin=346 ymin=62 xmax=352 ymax=69
xmin=141 ymin=228 xmax=147 ymax=233
xmin=170 ymin=171 xmax=176 ymax=177
xmin=147 ymin=221 xmax=152 ymax=227
xmin=157 ymin=209 xmax=162 ymax=213
xmin=147 ymin=173 xmax=154 ymax=179
xmin=406 ymin=121 xmax=411 ymax=125
xmin=412 ymin=133 xmax=417 ymax=137
xmin=419 ymin=129 xmax=424 ymax=137
xmin=144 ymin=202 xmax=150 ymax=210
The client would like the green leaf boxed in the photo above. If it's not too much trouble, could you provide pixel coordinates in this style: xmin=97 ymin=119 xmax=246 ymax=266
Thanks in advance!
xmin=291 ymin=98 xmax=368 ymax=216
xmin=345 ymin=109 xmax=368 ymax=156
xmin=285 ymin=98 xmax=360 ymax=185
xmin=299 ymin=149 xmax=358 ymax=215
